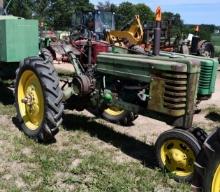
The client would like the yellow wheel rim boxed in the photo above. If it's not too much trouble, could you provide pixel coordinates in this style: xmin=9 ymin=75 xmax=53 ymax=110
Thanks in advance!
xmin=160 ymin=139 xmax=195 ymax=177
xmin=212 ymin=164 xmax=220 ymax=192
xmin=104 ymin=106 xmax=124 ymax=116
xmin=17 ymin=70 xmax=44 ymax=130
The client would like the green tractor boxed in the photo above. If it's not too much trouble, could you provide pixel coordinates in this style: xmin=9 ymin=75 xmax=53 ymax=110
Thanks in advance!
xmin=0 ymin=2 xmax=219 ymax=188
xmin=15 ymin=12 xmax=218 ymax=185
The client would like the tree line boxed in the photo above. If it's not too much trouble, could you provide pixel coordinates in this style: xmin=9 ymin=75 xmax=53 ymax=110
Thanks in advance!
xmin=3 ymin=0 xmax=216 ymax=40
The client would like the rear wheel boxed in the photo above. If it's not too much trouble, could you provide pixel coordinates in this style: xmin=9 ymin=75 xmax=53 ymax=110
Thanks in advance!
xmin=192 ymin=129 xmax=220 ymax=192
xmin=15 ymin=57 xmax=64 ymax=142
xmin=102 ymin=106 xmax=138 ymax=126
xmin=155 ymin=129 xmax=201 ymax=182
xmin=40 ymin=48 xmax=54 ymax=63
xmin=199 ymin=41 xmax=215 ymax=58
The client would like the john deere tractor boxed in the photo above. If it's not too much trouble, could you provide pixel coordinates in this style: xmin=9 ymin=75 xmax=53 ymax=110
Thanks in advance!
xmin=13 ymin=7 xmax=219 ymax=185
xmin=0 ymin=1 xmax=217 ymax=187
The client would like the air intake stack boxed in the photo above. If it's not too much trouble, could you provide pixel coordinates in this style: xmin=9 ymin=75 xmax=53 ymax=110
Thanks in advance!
xmin=153 ymin=6 xmax=161 ymax=56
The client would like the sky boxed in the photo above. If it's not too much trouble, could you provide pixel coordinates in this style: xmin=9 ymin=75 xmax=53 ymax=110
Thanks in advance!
xmin=90 ymin=0 xmax=220 ymax=25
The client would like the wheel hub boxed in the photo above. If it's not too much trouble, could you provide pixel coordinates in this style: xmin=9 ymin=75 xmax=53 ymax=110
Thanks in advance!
xmin=17 ymin=70 xmax=44 ymax=130
xmin=161 ymin=139 xmax=195 ymax=177
xmin=22 ymin=85 xmax=40 ymax=117
xmin=168 ymin=148 xmax=187 ymax=167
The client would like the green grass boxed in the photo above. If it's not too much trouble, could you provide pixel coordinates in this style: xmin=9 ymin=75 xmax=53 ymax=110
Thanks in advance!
xmin=0 ymin=83 xmax=191 ymax=191
xmin=0 ymin=103 xmax=15 ymax=116
xmin=211 ymin=34 xmax=220 ymax=57
xmin=211 ymin=34 xmax=220 ymax=46
xmin=0 ymin=111 xmax=191 ymax=192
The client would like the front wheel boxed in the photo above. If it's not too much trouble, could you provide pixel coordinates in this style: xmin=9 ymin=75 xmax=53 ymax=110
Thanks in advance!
xmin=155 ymin=129 xmax=201 ymax=182
xmin=15 ymin=57 xmax=64 ymax=142
xmin=102 ymin=106 xmax=138 ymax=126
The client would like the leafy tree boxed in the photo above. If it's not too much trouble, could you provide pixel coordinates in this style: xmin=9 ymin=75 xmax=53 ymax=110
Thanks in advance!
xmin=47 ymin=0 xmax=92 ymax=29
xmin=115 ymin=2 xmax=154 ymax=29
xmin=162 ymin=11 xmax=184 ymax=36
xmin=32 ymin=0 xmax=51 ymax=24
xmin=116 ymin=2 xmax=136 ymax=29
xmin=134 ymin=3 xmax=154 ymax=22
xmin=4 ymin=0 xmax=33 ymax=18
xmin=4 ymin=0 xmax=94 ymax=29
xmin=96 ymin=0 xmax=117 ymax=12
xmin=196 ymin=24 xmax=215 ymax=41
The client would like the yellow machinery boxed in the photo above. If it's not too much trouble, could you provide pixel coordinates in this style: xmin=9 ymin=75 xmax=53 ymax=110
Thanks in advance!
xmin=106 ymin=15 xmax=144 ymax=47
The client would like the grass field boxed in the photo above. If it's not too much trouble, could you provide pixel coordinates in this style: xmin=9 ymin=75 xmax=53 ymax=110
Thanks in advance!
xmin=211 ymin=34 xmax=220 ymax=57
xmin=0 ymin=85 xmax=191 ymax=192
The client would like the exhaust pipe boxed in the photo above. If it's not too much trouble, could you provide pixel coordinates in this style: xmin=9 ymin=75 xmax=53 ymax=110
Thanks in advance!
xmin=153 ymin=6 xmax=162 ymax=56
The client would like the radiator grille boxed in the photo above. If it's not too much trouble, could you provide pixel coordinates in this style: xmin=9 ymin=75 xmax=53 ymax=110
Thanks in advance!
xmin=199 ymin=65 xmax=213 ymax=89
xmin=156 ymin=72 xmax=188 ymax=110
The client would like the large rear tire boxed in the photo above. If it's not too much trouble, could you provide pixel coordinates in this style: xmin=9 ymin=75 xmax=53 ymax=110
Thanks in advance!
xmin=155 ymin=129 xmax=201 ymax=182
xmin=15 ymin=57 xmax=64 ymax=142
xmin=40 ymin=48 xmax=54 ymax=63
xmin=192 ymin=129 xmax=220 ymax=192
xmin=199 ymin=41 xmax=215 ymax=58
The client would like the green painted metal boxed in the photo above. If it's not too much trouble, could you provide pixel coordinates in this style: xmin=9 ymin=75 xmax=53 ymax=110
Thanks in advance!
xmin=97 ymin=53 xmax=199 ymax=83
xmin=96 ymin=53 xmax=200 ymax=118
xmin=102 ymin=90 xmax=113 ymax=103
xmin=99 ymin=52 xmax=218 ymax=97
xmin=159 ymin=51 xmax=218 ymax=96
xmin=0 ymin=16 xmax=38 ymax=62
xmin=98 ymin=52 xmax=200 ymax=73
xmin=112 ymin=46 xmax=128 ymax=54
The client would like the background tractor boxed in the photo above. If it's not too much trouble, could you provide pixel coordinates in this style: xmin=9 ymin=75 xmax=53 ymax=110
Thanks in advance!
xmin=39 ymin=9 xmax=138 ymax=126
xmin=178 ymin=26 xmax=215 ymax=58
xmin=71 ymin=10 xmax=115 ymax=40
xmin=105 ymin=10 xmax=215 ymax=59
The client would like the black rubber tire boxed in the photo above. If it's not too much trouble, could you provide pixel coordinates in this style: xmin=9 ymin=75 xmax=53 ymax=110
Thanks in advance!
xmin=155 ymin=129 xmax=201 ymax=182
xmin=102 ymin=109 xmax=138 ymax=126
xmin=15 ymin=57 xmax=64 ymax=142
xmin=40 ymin=48 xmax=54 ymax=63
xmin=190 ymin=127 xmax=208 ymax=146
xmin=199 ymin=42 xmax=215 ymax=58
xmin=192 ymin=129 xmax=220 ymax=192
